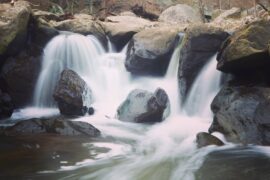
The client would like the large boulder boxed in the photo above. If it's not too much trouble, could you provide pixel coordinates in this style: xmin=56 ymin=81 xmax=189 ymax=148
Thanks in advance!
xmin=0 ymin=89 xmax=13 ymax=120
xmin=158 ymin=4 xmax=203 ymax=24
xmin=217 ymin=20 xmax=270 ymax=74
xmin=196 ymin=132 xmax=224 ymax=148
xmin=126 ymin=27 xmax=179 ymax=75
xmin=178 ymin=25 xmax=229 ymax=102
xmin=103 ymin=16 xmax=152 ymax=51
xmin=0 ymin=47 xmax=42 ymax=107
xmin=210 ymin=84 xmax=270 ymax=145
xmin=53 ymin=69 xmax=93 ymax=116
xmin=52 ymin=14 xmax=107 ymax=46
xmin=0 ymin=1 xmax=31 ymax=62
xmin=196 ymin=147 xmax=270 ymax=180
xmin=4 ymin=116 xmax=100 ymax=137
xmin=117 ymin=88 xmax=170 ymax=123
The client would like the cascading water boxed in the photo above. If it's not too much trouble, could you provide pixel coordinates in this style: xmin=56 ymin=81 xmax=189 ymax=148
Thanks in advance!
xmin=33 ymin=33 xmax=106 ymax=107
xmin=26 ymin=32 xmax=226 ymax=179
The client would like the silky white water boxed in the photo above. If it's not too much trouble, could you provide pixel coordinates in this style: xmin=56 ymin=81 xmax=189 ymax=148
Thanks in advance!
xmin=19 ymin=32 xmax=227 ymax=179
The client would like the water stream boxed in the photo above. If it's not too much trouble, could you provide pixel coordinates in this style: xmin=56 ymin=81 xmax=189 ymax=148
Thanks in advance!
xmin=10 ymin=32 xmax=237 ymax=179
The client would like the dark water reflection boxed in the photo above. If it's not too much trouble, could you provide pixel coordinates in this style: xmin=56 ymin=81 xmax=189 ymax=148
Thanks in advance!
xmin=196 ymin=147 xmax=270 ymax=180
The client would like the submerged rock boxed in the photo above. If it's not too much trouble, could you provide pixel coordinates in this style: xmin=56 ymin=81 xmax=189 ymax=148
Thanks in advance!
xmin=53 ymin=69 xmax=93 ymax=116
xmin=158 ymin=4 xmax=203 ymax=24
xmin=196 ymin=147 xmax=270 ymax=180
xmin=0 ymin=1 xmax=31 ymax=60
xmin=196 ymin=132 xmax=224 ymax=148
xmin=117 ymin=88 xmax=170 ymax=123
xmin=126 ymin=27 xmax=179 ymax=75
xmin=178 ymin=25 xmax=229 ymax=103
xmin=217 ymin=20 xmax=270 ymax=74
xmin=4 ymin=117 xmax=100 ymax=137
xmin=0 ymin=89 xmax=13 ymax=120
xmin=210 ymin=84 xmax=270 ymax=145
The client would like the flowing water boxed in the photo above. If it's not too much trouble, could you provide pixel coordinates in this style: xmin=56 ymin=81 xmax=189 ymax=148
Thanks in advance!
xmin=7 ymin=32 xmax=269 ymax=179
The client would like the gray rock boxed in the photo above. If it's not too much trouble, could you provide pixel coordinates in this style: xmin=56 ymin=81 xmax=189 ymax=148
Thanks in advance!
xmin=102 ymin=16 xmax=152 ymax=51
xmin=53 ymin=69 xmax=93 ymax=116
xmin=158 ymin=4 xmax=203 ymax=24
xmin=210 ymin=84 xmax=270 ymax=145
xmin=117 ymin=88 xmax=170 ymax=123
xmin=196 ymin=132 xmax=224 ymax=148
xmin=178 ymin=25 xmax=229 ymax=103
xmin=4 ymin=117 xmax=100 ymax=137
xmin=125 ymin=27 xmax=179 ymax=75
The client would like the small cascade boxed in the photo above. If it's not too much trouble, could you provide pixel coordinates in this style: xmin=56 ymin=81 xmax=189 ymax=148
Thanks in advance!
xmin=183 ymin=54 xmax=221 ymax=118
xmin=33 ymin=33 xmax=105 ymax=107
xmin=165 ymin=33 xmax=185 ymax=79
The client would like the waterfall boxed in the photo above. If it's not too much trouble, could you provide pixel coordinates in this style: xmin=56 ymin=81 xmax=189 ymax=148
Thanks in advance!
xmin=27 ymin=32 xmax=224 ymax=180
xmin=33 ymin=33 xmax=105 ymax=107
xmin=183 ymin=54 xmax=221 ymax=118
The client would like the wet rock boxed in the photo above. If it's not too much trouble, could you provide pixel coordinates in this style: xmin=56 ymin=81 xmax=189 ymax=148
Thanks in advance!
xmin=53 ymin=69 xmax=93 ymax=116
xmin=117 ymin=88 xmax=170 ymax=123
xmin=0 ymin=89 xmax=14 ymax=120
xmin=196 ymin=147 xmax=270 ymax=180
xmin=88 ymin=107 xmax=95 ymax=115
xmin=131 ymin=4 xmax=159 ymax=21
xmin=178 ymin=25 xmax=229 ymax=103
xmin=103 ymin=16 xmax=152 ymax=51
xmin=196 ymin=132 xmax=224 ymax=148
xmin=210 ymin=84 xmax=270 ymax=145
xmin=4 ymin=117 xmax=100 ymax=137
xmin=0 ymin=47 xmax=42 ymax=107
xmin=217 ymin=20 xmax=270 ymax=74
xmin=0 ymin=1 xmax=31 ymax=61
xmin=158 ymin=4 xmax=203 ymax=24
xmin=125 ymin=27 xmax=179 ymax=75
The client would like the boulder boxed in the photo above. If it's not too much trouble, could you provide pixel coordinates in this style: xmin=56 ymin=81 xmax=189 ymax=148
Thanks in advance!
xmin=53 ymin=69 xmax=93 ymax=116
xmin=31 ymin=10 xmax=60 ymax=48
xmin=0 ymin=1 xmax=31 ymax=61
xmin=178 ymin=25 xmax=229 ymax=102
xmin=53 ymin=14 xmax=107 ymax=46
xmin=0 ymin=89 xmax=13 ymax=120
xmin=196 ymin=147 xmax=270 ymax=180
xmin=158 ymin=4 xmax=203 ymax=24
xmin=217 ymin=20 xmax=270 ymax=74
xmin=4 ymin=116 xmax=100 ymax=137
xmin=125 ymin=27 xmax=179 ymax=75
xmin=103 ymin=16 xmax=152 ymax=51
xmin=0 ymin=47 xmax=42 ymax=107
xmin=117 ymin=88 xmax=170 ymax=123
xmin=196 ymin=132 xmax=224 ymax=148
xmin=210 ymin=84 xmax=270 ymax=145
xmin=213 ymin=7 xmax=242 ymax=22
